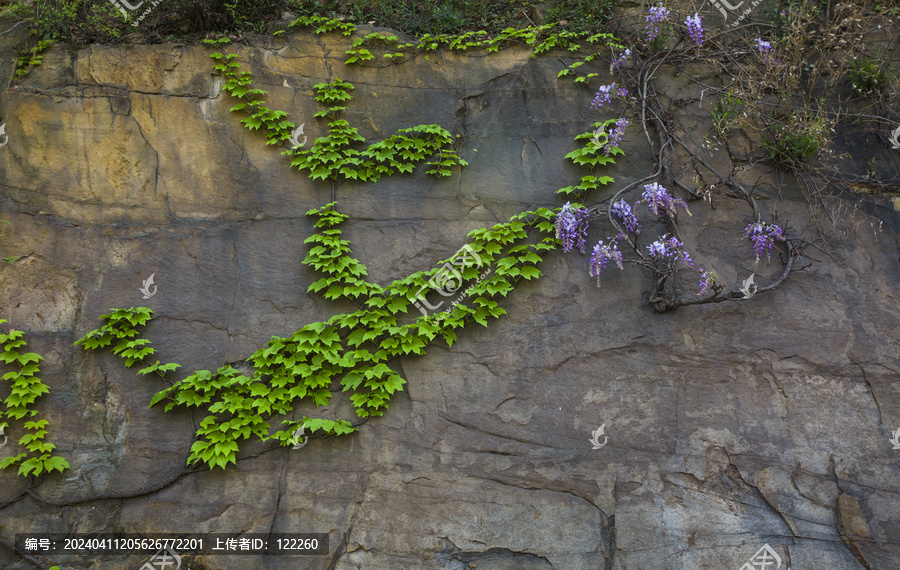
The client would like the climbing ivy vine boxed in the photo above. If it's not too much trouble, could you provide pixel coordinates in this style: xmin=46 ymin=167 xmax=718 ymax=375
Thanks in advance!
xmin=206 ymin=38 xmax=467 ymax=183
xmin=0 ymin=321 xmax=69 ymax=477
xmin=74 ymin=201 xmax=558 ymax=470
xmin=289 ymin=14 xmax=621 ymax=64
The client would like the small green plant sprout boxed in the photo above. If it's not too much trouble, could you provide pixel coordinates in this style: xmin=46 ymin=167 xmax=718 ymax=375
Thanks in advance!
xmin=847 ymin=55 xmax=894 ymax=96
xmin=712 ymin=90 xmax=744 ymax=138
xmin=762 ymin=109 xmax=829 ymax=168
xmin=14 ymin=39 xmax=54 ymax=80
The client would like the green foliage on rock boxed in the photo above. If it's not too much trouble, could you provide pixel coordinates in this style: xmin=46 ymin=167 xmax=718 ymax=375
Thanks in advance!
xmin=205 ymin=40 xmax=468 ymax=183
xmin=0 ymin=321 xmax=70 ymax=478
xmin=74 ymin=200 xmax=563 ymax=470
xmin=14 ymin=39 xmax=54 ymax=79
xmin=846 ymin=55 xmax=895 ymax=97
xmin=556 ymin=120 xmax=620 ymax=200
xmin=762 ymin=110 xmax=829 ymax=168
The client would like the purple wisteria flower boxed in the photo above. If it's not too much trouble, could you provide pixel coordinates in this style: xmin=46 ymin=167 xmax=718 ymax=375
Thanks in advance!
xmin=591 ymin=83 xmax=616 ymax=110
xmin=698 ymin=269 xmax=716 ymax=296
xmin=743 ymin=221 xmax=786 ymax=262
xmin=603 ymin=118 xmax=630 ymax=156
xmin=685 ymin=13 xmax=704 ymax=47
xmin=610 ymin=49 xmax=631 ymax=72
xmin=638 ymin=182 xmax=690 ymax=217
xmin=609 ymin=118 xmax=628 ymax=143
xmin=616 ymin=87 xmax=628 ymax=98
xmin=556 ymin=202 xmax=591 ymax=253
xmin=647 ymin=235 xmax=694 ymax=269
xmin=645 ymin=3 xmax=671 ymax=42
xmin=755 ymin=38 xmax=776 ymax=64
xmin=611 ymin=199 xmax=640 ymax=234
xmin=588 ymin=235 xmax=625 ymax=287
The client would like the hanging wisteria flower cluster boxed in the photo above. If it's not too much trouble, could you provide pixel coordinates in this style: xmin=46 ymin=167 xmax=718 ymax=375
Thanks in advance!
xmin=591 ymin=83 xmax=615 ymax=109
xmin=555 ymin=202 xmax=591 ymax=253
xmin=755 ymin=38 xmax=773 ymax=53
xmin=554 ymin=172 xmax=791 ymax=298
xmin=698 ymin=269 xmax=717 ymax=297
xmin=604 ymin=118 xmax=630 ymax=156
xmin=645 ymin=3 xmax=671 ymax=42
xmin=755 ymin=38 xmax=776 ymax=65
xmin=637 ymin=182 xmax=691 ymax=217
xmin=610 ymin=49 xmax=631 ymax=72
xmin=743 ymin=221 xmax=786 ymax=262
xmin=591 ymin=83 xmax=627 ymax=110
xmin=685 ymin=13 xmax=704 ymax=47
xmin=589 ymin=235 xmax=625 ymax=287
xmin=647 ymin=235 xmax=694 ymax=269
xmin=611 ymin=199 xmax=641 ymax=234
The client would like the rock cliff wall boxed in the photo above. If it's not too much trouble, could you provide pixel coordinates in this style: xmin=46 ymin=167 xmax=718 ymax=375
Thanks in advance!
xmin=0 ymin=15 xmax=898 ymax=570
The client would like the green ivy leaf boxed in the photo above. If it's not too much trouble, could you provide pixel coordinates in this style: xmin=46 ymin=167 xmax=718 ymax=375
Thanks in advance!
xmin=0 ymin=453 xmax=26 ymax=469
xmin=42 ymin=456 xmax=69 ymax=473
